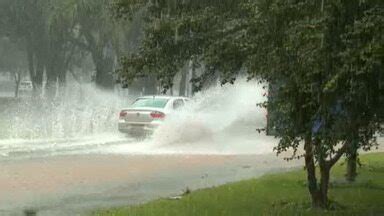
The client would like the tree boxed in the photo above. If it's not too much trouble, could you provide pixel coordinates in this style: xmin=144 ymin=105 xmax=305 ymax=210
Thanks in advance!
xmin=113 ymin=0 xmax=247 ymax=92
xmin=0 ymin=0 xmax=129 ymax=97
xmin=339 ymin=4 xmax=384 ymax=181
xmin=0 ymin=0 xmax=79 ymax=98
xmin=70 ymin=0 xmax=122 ymax=89
xmin=43 ymin=0 xmax=81 ymax=99
xmin=0 ymin=0 xmax=48 ymax=94
xmin=0 ymin=36 xmax=28 ymax=97
xmin=114 ymin=0 xmax=384 ymax=208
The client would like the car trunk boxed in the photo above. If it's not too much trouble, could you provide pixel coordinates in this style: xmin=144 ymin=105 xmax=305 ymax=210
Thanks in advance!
xmin=121 ymin=108 xmax=160 ymax=124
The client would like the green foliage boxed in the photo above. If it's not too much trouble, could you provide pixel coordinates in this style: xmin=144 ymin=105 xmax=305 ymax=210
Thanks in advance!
xmin=114 ymin=0 xmax=249 ymax=90
xmin=0 ymin=37 xmax=27 ymax=71
xmin=114 ymin=0 xmax=384 ymax=207
xmin=115 ymin=0 xmax=384 ymax=155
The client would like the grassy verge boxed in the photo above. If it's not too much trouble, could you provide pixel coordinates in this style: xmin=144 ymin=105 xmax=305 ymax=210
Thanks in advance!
xmin=93 ymin=153 xmax=384 ymax=216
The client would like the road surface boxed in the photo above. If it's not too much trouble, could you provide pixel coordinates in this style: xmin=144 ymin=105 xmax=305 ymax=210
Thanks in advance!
xmin=0 ymin=139 xmax=301 ymax=216
xmin=0 ymin=134 xmax=382 ymax=216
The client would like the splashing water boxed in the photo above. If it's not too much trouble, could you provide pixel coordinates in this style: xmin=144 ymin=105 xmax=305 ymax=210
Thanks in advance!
xmin=0 ymin=83 xmax=134 ymax=159
xmin=0 ymin=79 xmax=278 ymax=158
xmin=146 ymin=79 xmax=277 ymax=154
xmin=2 ymin=83 xmax=128 ymax=140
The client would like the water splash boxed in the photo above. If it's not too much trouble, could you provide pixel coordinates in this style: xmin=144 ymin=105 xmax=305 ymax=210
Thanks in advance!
xmin=2 ymin=83 xmax=129 ymax=140
xmin=149 ymin=79 xmax=276 ymax=154
xmin=0 ymin=79 xmax=277 ymax=158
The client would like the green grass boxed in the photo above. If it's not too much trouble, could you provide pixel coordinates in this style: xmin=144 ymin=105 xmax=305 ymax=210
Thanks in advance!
xmin=93 ymin=153 xmax=384 ymax=216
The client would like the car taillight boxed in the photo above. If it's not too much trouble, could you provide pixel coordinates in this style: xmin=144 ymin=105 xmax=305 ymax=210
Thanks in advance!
xmin=150 ymin=111 xmax=165 ymax=119
xmin=119 ymin=111 xmax=127 ymax=118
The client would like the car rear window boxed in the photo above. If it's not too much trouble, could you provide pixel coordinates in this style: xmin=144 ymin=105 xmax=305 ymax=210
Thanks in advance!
xmin=21 ymin=82 xmax=32 ymax=86
xmin=131 ymin=98 xmax=169 ymax=108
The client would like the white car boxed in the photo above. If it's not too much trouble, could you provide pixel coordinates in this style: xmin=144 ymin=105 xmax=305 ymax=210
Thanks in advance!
xmin=19 ymin=81 xmax=33 ymax=92
xmin=118 ymin=96 xmax=189 ymax=136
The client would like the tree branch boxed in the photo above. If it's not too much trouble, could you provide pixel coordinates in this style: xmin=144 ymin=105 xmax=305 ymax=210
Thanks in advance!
xmin=68 ymin=36 xmax=91 ymax=52
xmin=327 ymin=143 xmax=347 ymax=167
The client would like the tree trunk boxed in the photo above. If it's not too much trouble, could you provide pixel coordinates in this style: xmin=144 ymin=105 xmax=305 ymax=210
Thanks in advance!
xmin=304 ymin=135 xmax=330 ymax=208
xmin=191 ymin=62 xmax=197 ymax=95
xmin=318 ymin=162 xmax=330 ymax=208
xmin=14 ymin=71 xmax=21 ymax=98
xmin=32 ymin=56 xmax=44 ymax=98
xmin=26 ymin=36 xmax=44 ymax=96
xmin=95 ymin=58 xmax=115 ymax=89
xmin=179 ymin=67 xmax=187 ymax=96
xmin=346 ymin=129 xmax=359 ymax=182
xmin=82 ymin=28 xmax=116 ymax=90
xmin=46 ymin=59 xmax=58 ymax=101
xmin=57 ymin=65 xmax=67 ymax=100
xmin=346 ymin=147 xmax=358 ymax=182
xmin=26 ymin=41 xmax=35 ymax=86
xmin=35 ymin=58 xmax=44 ymax=90
xmin=304 ymin=135 xmax=320 ymax=207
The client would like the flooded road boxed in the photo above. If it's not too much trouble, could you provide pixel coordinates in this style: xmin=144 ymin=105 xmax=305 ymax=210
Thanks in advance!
xmin=0 ymin=149 xmax=301 ymax=216
xmin=0 ymin=114 xmax=287 ymax=216
xmin=0 ymin=119 xmax=288 ymax=216
xmin=0 ymin=135 xmax=383 ymax=216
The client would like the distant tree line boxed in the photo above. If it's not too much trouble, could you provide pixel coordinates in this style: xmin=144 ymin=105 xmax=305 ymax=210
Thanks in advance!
xmin=113 ymin=0 xmax=384 ymax=209
xmin=0 ymin=0 xmax=148 ymax=99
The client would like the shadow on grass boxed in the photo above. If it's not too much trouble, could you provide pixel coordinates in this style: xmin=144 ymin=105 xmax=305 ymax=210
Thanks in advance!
xmin=271 ymin=199 xmax=346 ymax=212
xmin=329 ymin=179 xmax=384 ymax=190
